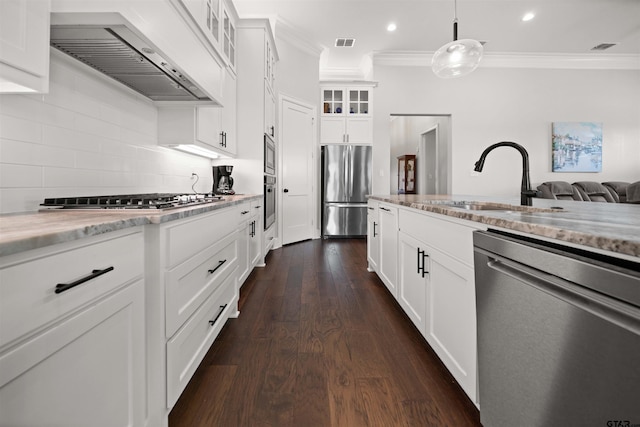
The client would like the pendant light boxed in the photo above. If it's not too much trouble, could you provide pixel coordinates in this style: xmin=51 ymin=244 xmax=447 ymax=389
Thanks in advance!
xmin=432 ymin=0 xmax=483 ymax=78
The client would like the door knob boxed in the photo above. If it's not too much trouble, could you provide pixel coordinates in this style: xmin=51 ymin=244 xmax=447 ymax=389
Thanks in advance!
xmin=283 ymin=188 xmax=289 ymax=193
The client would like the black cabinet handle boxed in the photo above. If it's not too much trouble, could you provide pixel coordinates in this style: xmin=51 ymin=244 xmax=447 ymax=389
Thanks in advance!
xmin=55 ymin=266 xmax=114 ymax=294
xmin=417 ymin=248 xmax=423 ymax=274
xmin=270 ymin=126 xmax=275 ymax=137
xmin=255 ymin=205 xmax=261 ymax=209
xmin=208 ymin=259 xmax=227 ymax=274
xmin=373 ymin=222 xmax=377 ymax=237
xmin=241 ymin=210 xmax=249 ymax=215
xmin=380 ymin=207 xmax=391 ymax=212
xmin=208 ymin=304 xmax=228 ymax=326
xmin=418 ymin=249 xmax=429 ymax=278
xmin=283 ymin=188 xmax=289 ymax=193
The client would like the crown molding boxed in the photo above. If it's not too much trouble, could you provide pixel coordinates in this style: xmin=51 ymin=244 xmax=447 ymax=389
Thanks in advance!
xmin=273 ymin=17 xmax=324 ymax=58
xmin=372 ymin=51 xmax=640 ymax=70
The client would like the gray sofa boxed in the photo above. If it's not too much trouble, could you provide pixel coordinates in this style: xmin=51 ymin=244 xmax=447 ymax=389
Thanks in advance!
xmin=537 ymin=181 xmax=640 ymax=203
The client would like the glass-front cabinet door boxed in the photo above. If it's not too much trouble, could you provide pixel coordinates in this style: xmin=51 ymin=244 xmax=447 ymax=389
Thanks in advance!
xmin=206 ymin=0 xmax=221 ymax=44
xmin=323 ymin=89 xmax=343 ymax=114
xmin=348 ymin=89 xmax=369 ymax=114
xmin=322 ymin=87 xmax=371 ymax=116
xmin=223 ymin=4 xmax=236 ymax=69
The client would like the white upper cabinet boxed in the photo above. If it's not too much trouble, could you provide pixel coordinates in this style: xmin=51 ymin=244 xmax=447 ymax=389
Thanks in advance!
xmin=179 ymin=0 xmax=222 ymax=56
xmin=222 ymin=0 xmax=237 ymax=71
xmin=0 ymin=0 xmax=50 ymax=93
xmin=178 ymin=0 xmax=237 ymax=70
xmin=320 ymin=84 xmax=375 ymax=144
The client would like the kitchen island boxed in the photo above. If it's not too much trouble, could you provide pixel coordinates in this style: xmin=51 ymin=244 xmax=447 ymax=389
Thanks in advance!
xmin=368 ymin=194 xmax=640 ymax=259
xmin=365 ymin=194 xmax=639 ymax=407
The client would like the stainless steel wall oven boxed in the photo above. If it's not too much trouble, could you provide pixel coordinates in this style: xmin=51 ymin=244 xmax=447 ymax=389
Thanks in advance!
xmin=264 ymin=133 xmax=275 ymax=175
xmin=264 ymin=175 xmax=276 ymax=230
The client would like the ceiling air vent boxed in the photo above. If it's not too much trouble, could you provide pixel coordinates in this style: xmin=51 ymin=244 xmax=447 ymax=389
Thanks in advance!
xmin=591 ymin=42 xmax=617 ymax=51
xmin=335 ymin=38 xmax=355 ymax=47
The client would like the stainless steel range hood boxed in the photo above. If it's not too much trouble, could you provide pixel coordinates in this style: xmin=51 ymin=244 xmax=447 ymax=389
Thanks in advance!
xmin=50 ymin=25 xmax=210 ymax=102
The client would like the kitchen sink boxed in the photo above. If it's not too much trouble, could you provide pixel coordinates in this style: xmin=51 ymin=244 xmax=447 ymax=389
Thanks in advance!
xmin=435 ymin=202 xmax=514 ymax=211
xmin=432 ymin=201 xmax=563 ymax=213
xmin=447 ymin=203 xmax=512 ymax=211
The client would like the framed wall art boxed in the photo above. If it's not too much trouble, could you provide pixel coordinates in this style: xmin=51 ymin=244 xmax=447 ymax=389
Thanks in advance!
xmin=551 ymin=122 xmax=602 ymax=172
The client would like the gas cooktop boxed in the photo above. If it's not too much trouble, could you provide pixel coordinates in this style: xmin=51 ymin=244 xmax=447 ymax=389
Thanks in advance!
xmin=40 ymin=193 xmax=223 ymax=211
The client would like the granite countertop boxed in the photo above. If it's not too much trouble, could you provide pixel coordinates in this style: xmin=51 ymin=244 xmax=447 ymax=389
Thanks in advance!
xmin=369 ymin=194 xmax=640 ymax=260
xmin=0 ymin=194 xmax=261 ymax=258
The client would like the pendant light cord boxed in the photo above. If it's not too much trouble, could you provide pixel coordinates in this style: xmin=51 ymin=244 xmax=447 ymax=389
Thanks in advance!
xmin=453 ymin=0 xmax=459 ymax=41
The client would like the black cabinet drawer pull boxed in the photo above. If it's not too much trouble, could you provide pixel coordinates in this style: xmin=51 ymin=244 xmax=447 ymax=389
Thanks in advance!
xmin=416 ymin=249 xmax=430 ymax=277
xmin=208 ymin=259 xmax=227 ymax=274
xmin=380 ymin=207 xmax=391 ymax=212
xmin=241 ymin=210 xmax=249 ymax=215
xmin=55 ymin=266 xmax=114 ymax=294
xmin=373 ymin=222 xmax=377 ymax=237
xmin=208 ymin=304 xmax=228 ymax=326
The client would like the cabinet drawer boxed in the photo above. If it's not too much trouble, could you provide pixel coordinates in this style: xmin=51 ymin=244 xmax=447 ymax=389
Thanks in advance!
xmin=399 ymin=208 xmax=478 ymax=267
xmin=368 ymin=200 xmax=379 ymax=222
xmin=165 ymin=206 xmax=238 ymax=268
xmin=237 ymin=201 xmax=252 ymax=225
xmin=166 ymin=267 xmax=237 ymax=408
xmin=0 ymin=230 xmax=143 ymax=348
xmin=0 ymin=279 xmax=145 ymax=426
xmin=165 ymin=230 xmax=238 ymax=337
xmin=250 ymin=199 xmax=262 ymax=215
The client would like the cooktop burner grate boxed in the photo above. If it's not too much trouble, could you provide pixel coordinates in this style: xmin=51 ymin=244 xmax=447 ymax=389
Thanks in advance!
xmin=41 ymin=193 xmax=222 ymax=210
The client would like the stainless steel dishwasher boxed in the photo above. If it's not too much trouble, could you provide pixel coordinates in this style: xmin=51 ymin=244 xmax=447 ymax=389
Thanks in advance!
xmin=473 ymin=229 xmax=640 ymax=427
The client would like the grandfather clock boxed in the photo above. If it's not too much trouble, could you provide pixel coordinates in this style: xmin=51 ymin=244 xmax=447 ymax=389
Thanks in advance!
xmin=398 ymin=155 xmax=416 ymax=194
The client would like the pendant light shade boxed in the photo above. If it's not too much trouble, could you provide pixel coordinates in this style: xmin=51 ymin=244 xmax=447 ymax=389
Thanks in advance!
xmin=432 ymin=1 xmax=483 ymax=78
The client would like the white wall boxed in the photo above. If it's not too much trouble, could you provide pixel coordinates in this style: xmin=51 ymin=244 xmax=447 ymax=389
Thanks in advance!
xmin=274 ymin=35 xmax=320 ymax=108
xmin=0 ymin=52 xmax=214 ymax=214
xmin=372 ymin=65 xmax=640 ymax=198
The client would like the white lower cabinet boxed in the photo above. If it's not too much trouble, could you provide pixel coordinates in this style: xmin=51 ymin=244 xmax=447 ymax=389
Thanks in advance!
xmin=0 ymin=229 xmax=145 ymax=426
xmin=397 ymin=231 xmax=428 ymax=333
xmin=367 ymin=201 xmax=380 ymax=272
xmin=369 ymin=204 xmax=483 ymax=405
xmin=144 ymin=204 xmax=241 ymax=425
xmin=237 ymin=199 xmax=263 ymax=286
xmin=166 ymin=267 xmax=236 ymax=407
xmin=378 ymin=203 xmax=398 ymax=298
xmin=423 ymin=245 xmax=477 ymax=404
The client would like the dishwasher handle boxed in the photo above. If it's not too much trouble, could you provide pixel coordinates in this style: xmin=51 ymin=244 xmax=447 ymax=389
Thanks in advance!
xmin=486 ymin=257 xmax=640 ymax=335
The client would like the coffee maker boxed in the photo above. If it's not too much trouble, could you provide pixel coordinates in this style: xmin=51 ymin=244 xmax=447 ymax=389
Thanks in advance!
xmin=212 ymin=165 xmax=235 ymax=195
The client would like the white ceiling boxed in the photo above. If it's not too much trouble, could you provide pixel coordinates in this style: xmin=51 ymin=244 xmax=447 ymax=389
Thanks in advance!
xmin=233 ymin=0 xmax=640 ymax=76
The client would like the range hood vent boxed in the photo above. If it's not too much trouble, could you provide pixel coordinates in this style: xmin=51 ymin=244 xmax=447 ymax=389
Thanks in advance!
xmin=50 ymin=26 xmax=210 ymax=102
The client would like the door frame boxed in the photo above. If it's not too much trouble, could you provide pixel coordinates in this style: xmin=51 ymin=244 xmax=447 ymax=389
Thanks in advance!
xmin=419 ymin=124 xmax=439 ymax=194
xmin=277 ymin=93 xmax=319 ymax=247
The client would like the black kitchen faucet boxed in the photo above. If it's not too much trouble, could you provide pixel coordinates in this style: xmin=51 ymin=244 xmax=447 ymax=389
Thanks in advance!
xmin=473 ymin=141 xmax=538 ymax=206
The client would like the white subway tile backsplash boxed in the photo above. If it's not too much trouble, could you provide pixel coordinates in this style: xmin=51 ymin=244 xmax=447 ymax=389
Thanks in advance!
xmin=40 ymin=102 xmax=75 ymax=129
xmin=43 ymin=167 xmax=102 ymax=188
xmin=42 ymin=125 xmax=101 ymax=153
xmin=0 ymin=164 xmax=42 ymax=188
xmin=0 ymin=55 xmax=212 ymax=214
xmin=0 ymin=138 xmax=76 ymax=168
xmin=0 ymin=94 xmax=43 ymax=121
xmin=74 ymin=113 xmax=121 ymax=140
xmin=0 ymin=115 xmax=42 ymax=144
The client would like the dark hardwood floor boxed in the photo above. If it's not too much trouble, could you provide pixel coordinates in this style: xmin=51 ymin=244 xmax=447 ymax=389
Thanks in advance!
xmin=169 ymin=238 xmax=481 ymax=427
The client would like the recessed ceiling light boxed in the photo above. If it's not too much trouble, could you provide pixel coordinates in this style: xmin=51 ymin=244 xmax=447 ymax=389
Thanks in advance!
xmin=387 ymin=23 xmax=397 ymax=32
xmin=522 ymin=12 xmax=535 ymax=22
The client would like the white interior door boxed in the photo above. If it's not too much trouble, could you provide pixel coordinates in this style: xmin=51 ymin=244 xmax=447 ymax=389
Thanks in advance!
xmin=281 ymin=96 xmax=316 ymax=245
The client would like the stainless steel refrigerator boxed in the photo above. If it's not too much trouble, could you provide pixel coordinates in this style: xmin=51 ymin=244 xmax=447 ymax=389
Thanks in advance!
xmin=321 ymin=145 xmax=372 ymax=237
